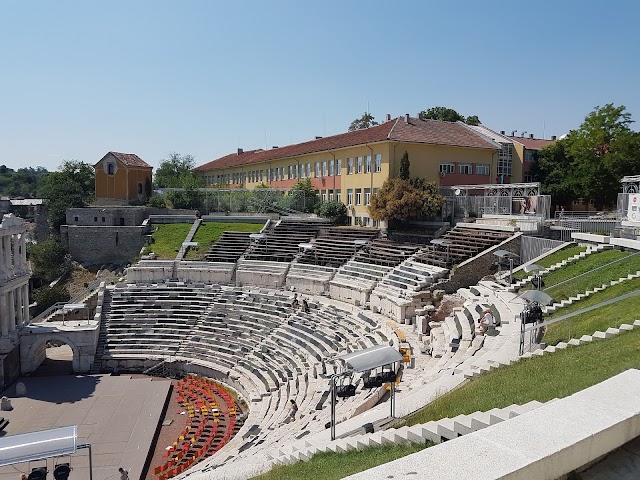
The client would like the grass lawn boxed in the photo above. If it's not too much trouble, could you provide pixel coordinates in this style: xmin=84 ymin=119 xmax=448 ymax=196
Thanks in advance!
xmin=404 ymin=327 xmax=640 ymax=426
xmin=255 ymin=442 xmax=433 ymax=480
xmin=186 ymin=221 xmax=263 ymax=259
xmin=518 ymin=249 xmax=640 ymax=301
xmin=543 ymin=277 xmax=640 ymax=345
xmin=145 ymin=223 xmax=193 ymax=259
xmin=513 ymin=245 xmax=586 ymax=280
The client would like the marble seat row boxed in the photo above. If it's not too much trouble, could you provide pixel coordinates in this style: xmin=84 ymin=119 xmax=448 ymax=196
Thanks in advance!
xmin=297 ymin=227 xmax=379 ymax=268
xmin=204 ymin=231 xmax=254 ymax=262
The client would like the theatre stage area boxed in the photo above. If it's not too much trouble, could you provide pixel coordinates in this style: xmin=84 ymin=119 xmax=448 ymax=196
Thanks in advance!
xmin=0 ymin=374 xmax=171 ymax=480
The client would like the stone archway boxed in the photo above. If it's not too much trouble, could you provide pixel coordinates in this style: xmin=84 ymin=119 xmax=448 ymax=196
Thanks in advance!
xmin=21 ymin=334 xmax=83 ymax=374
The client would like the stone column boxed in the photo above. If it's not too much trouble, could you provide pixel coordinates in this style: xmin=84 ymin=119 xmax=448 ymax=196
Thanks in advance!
xmin=7 ymin=290 xmax=15 ymax=334
xmin=0 ymin=234 xmax=6 ymax=279
xmin=15 ymin=286 xmax=23 ymax=328
xmin=23 ymin=285 xmax=30 ymax=326
xmin=0 ymin=293 xmax=8 ymax=337
xmin=4 ymin=236 xmax=12 ymax=272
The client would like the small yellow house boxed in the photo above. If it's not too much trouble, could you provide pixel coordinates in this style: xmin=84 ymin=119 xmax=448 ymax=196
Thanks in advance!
xmin=94 ymin=152 xmax=153 ymax=205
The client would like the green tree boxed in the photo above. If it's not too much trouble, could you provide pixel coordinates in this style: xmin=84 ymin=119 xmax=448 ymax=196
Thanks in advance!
xmin=155 ymin=153 xmax=202 ymax=188
xmin=420 ymin=106 xmax=466 ymax=123
xmin=531 ymin=140 xmax=576 ymax=207
xmin=410 ymin=178 xmax=447 ymax=217
xmin=289 ymin=178 xmax=318 ymax=212
xmin=0 ymin=166 xmax=48 ymax=197
xmin=348 ymin=112 xmax=379 ymax=131
xmin=368 ymin=178 xmax=424 ymax=221
xmin=28 ymin=236 xmax=70 ymax=284
xmin=399 ymin=151 xmax=410 ymax=180
xmin=465 ymin=115 xmax=481 ymax=126
xmin=535 ymin=104 xmax=640 ymax=209
xmin=38 ymin=160 xmax=94 ymax=231
xmin=314 ymin=200 xmax=348 ymax=224
xmin=32 ymin=284 xmax=70 ymax=316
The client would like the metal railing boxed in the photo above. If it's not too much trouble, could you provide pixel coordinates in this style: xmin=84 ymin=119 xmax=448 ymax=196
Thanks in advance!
xmin=31 ymin=276 xmax=120 ymax=324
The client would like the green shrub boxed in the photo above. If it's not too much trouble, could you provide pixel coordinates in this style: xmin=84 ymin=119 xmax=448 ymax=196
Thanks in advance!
xmin=33 ymin=285 xmax=70 ymax=315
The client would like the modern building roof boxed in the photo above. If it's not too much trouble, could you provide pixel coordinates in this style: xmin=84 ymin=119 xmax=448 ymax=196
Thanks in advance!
xmin=508 ymin=136 xmax=555 ymax=150
xmin=467 ymin=124 xmax=515 ymax=145
xmin=95 ymin=152 xmax=152 ymax=169
xmin=194 ymin=117 xmax=499 ymax=171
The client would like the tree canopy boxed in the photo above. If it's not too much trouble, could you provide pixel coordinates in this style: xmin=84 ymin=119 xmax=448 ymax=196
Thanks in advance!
xmin=155 ymin=153 xmax=202 ymax=188
xmin=38 ymin=160 xmax=95 ymax=231
xmin=0 ymin=166 xmax=48 ymax=197
xmin=533 ymin=103 xmax=640 ymax=209
xmin=399 ymin=151 xmax=410 ymax=180
xmin=348 ymin=112 xmax=379 ymax=131
xmin=419 ymin=106 xmax=481 ymax=125
xmin=368 ymin=178 xmax=445 ymax=221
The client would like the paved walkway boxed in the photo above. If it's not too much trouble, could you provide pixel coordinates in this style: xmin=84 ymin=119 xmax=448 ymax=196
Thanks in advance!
xmin=581 ymin=436 xmax=640 ymax=480
xmin=0 ymin=374 xmax=171 ymax=480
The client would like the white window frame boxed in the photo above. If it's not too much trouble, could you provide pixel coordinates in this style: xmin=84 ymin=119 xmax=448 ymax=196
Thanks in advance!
xmin=375 ymin=153 xmax=382 ymax=172
xmin=475 ymin=164 xmax=490 ymax=175
xmin=347 ymin=158 xmax=353 ymax=175
xmin=337 ymin=159 xmax=342 ymax=175
xmin=356 ymin=189 xmax=362 ymax=205
xmin=440 ymin=163 xmax=455 ymax=174
xmin=365 ymin=155 xmax=371 ymax=173
xmin=458 ymin=163 xmax=472 ymax=175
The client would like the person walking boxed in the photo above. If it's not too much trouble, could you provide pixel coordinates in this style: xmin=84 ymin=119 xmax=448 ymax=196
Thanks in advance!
xmin=288 ymin=399 xmax=298 ymax=420
xmin=118 ymin=467 xmax=129 ymax=480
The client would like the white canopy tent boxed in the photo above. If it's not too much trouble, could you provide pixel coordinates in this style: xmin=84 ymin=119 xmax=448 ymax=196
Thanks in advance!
xmin=0 ymin=426 xmax=77 ymax=467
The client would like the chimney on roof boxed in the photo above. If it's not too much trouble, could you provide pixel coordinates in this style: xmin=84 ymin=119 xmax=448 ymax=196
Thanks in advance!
xmin=237 ymin=148 xmax=243 ymax=155
xmin=404 ymin=114 xmax=410 ymax=123
xmin=551 ymin=135 xmax=557 ymax=141
xmin=386 ymin=114 xmax=391 ymax=122
xmin=272 ymin=146 xmax=278 ymax=149
xmin=529 ymin=133 xmax=534 ymax=139
xmin=315 ymin=136 xmax=323 ymax=140
xmin=500 ymin=130 xmax=505 ymax=135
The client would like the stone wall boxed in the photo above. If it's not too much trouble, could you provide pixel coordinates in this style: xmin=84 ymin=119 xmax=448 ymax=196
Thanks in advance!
xmin=439 ymin=232 xmax=522 ymax=294
xmin=66 ymin=206 xmax=198 ymax=226
xmin=61 ymin=225 xmax=148 ymax=265
xmin=0 ymin=345 xmax=21 ymax=389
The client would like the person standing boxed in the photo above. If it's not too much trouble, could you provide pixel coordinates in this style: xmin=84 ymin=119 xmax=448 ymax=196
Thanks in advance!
xmin=288 ymin=400 xmax=298 ymax=420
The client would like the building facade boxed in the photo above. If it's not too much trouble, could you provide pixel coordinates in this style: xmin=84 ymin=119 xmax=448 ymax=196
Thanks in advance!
xmin=0 ymin=214 xmax=30 ymax=387
xmin=95 ymin=152 xmax=153 ymax=205
xmin=194 ymin=116 xmax=501 ymax=225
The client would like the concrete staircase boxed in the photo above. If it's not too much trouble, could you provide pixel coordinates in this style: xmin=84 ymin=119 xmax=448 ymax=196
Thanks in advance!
xmin=267 ymin=400 xmax=550 ymax=466
xmin=521 ymin=319 xmax=640 ymax=359
xmin=507 ymin=244 xmax=611 ymax=293
xmin=89 ymin=289 xmax=112 ymax=374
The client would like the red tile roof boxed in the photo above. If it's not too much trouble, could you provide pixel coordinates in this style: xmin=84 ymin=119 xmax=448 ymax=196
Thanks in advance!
xmin=96 ymin=152 xmax=152 ymax=169
xmin=194 ymin=117 xmax=498 ymax=171
xmin=508 ymin=137 xmax=555 ymax=150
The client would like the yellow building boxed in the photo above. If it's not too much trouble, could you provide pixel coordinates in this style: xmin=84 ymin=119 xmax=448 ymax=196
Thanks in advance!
xmin=194 ymin=116 xmax=501 ymax=225
xmin=94 ymin=152 xmax=153 ymax=205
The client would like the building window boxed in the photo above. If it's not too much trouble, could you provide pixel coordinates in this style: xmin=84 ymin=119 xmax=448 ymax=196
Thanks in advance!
xmin=440 ymin=163 xmax=455 ymax=174
xmin=347 ymin=158 xmax=353 ymax=174
xmin=475 ymin=164 xmax=490 ymax=175
xmin=107 ymin=163 xmax=115 ymax=175
xmin=322 ymin=191 xmax=327 ymax=201
xmin=328 ymin=161 xmax=334 ymax=176
xmin=347 ymin=189 xmax=353 ymax=205
xmin=280 ymin=167 xmax=284 ymax=180
xmin=74 ymin=215 xmax=79 ymax=222
xmin=336 ymin=191 xmax=342 ymax=203
xmin=375 ymin=154 xmax=382 ymax=172
xmin=287 ymin=165 xmax=292 ymax=179
xmin=497 ymin=143 xmax=513 ymax=178
xmin=322 ymin=161 xmax=327 ymax=177
xmin=356 ymin=156 xmax=363 ymax=174
xmin=102 ymin=217 xmax=105 ymax=222
xmin=328 ymin=189 xmax=334 ymax=201
xmin=315 ymin=162 xmax=320 ymax=177
xmin=356 ymin=189 xmax=362 ymax=205
xmin=524 ymin=149 xmax=536 ymax=162
xmin=458 ymin=164 xmax=472 ymax=174
xmin=373 ymin=219 xmax=380 ymax=228
xmin=524 ymin=173 xmax=533 ymax=182
xmin=337 ymin=159 xmax=342 ymax=175
xmin=365 ymin=188 xmax=371 ymax=205
xmin=306 ymin=163 xmax=311 ymax=178
xmin=294 ymin=164 xmax=298 ymax=179
xmin=365 ymin=155 xmax=371 ymax=173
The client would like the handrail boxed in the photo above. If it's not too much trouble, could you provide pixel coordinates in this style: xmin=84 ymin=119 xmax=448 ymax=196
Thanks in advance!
xmin=524 ymin=289 xmax=640 ymax=332
xmin=31 ymin=276 xmax=120 ymax=323
xmin=543 ymin=250 xmax=640 ymax=293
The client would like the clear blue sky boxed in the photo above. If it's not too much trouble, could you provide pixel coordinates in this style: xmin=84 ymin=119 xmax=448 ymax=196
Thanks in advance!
xmin=1 ymin=0 xmax=639 ymax=172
